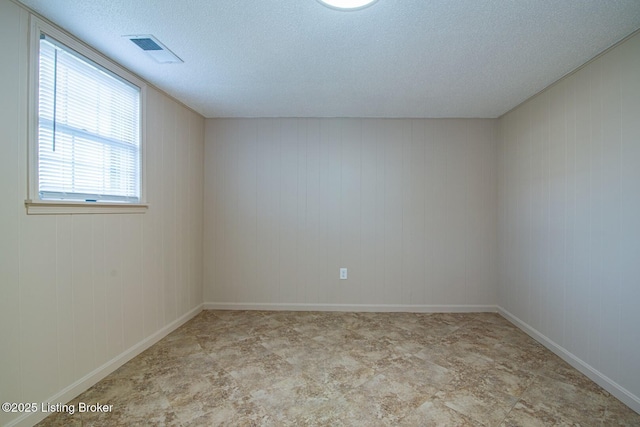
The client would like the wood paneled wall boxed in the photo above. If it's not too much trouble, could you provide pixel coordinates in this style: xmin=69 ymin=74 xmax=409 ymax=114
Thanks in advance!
xmin=0 ymin=2 xmax=205 ymax=425
xmin=497 ymin=31 xmax=640 ymax=411
xmin=204 ymin=118 xmax=497 ymax=310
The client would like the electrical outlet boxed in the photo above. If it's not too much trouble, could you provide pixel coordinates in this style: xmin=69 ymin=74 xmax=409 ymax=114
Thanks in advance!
xmin=340 ymin=268 xmax=348 ymax=280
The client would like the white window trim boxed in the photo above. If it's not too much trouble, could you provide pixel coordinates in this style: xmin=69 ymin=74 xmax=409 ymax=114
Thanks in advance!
xmin=26 ymin=16 xmax=148 ymax=215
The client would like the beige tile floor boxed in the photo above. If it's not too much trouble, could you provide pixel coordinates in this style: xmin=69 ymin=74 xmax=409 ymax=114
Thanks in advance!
xmin=38 ymin=310 xmax=640 ymax=426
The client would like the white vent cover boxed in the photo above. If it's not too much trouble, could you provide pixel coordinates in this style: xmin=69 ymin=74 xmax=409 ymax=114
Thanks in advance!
xmin=123 ymin=34 xmax=183 ymax=64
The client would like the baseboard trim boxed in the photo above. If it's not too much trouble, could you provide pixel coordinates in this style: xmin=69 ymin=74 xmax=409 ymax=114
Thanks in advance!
xmin=497 ymin=306 xmax=640 ymax=415
xmin=9 ymin=304 xmax=204 ymax=427
xmin=204 ymin=302 xmax=497 ymax=313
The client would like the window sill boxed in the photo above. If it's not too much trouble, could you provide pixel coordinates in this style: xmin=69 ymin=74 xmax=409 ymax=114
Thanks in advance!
xmin=25 ymin=200 xmax=148 ymax=215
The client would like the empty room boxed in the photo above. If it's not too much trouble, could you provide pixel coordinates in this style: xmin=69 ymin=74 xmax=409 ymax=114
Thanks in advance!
xmin=1 ymin=0 xmax=640 ymax=425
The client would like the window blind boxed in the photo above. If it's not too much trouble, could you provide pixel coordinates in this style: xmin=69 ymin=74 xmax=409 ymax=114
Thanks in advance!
xmin=38 ymin=34 xmax=141 ymax=203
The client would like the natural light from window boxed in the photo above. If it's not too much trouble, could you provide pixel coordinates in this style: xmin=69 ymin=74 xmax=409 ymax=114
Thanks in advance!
xmin=37 ymin=35 xmax=141 ymax=204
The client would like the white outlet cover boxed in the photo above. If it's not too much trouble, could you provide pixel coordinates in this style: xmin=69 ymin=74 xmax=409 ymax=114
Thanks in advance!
xmin=340 ymin=268 xmax=348 ymax=280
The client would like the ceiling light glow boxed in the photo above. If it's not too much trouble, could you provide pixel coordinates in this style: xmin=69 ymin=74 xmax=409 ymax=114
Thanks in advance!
xmin=317 ymin=0 xmax=378 ymax=11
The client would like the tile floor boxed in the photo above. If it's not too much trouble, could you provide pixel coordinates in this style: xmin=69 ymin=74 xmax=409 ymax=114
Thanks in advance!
xmin=38 ymin=310 xmax=640 ymax=426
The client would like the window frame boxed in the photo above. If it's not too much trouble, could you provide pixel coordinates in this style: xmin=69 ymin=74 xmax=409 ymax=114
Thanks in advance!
xmin=26 ymin=16 xmax=148 ymax=215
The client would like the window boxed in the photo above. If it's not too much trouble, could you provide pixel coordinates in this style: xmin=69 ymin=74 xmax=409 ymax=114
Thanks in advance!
xmin=27 ymin=18 xmax=147 ymax=214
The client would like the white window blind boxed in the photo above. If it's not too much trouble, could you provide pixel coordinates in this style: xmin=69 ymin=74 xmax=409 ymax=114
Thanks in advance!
xmin=37 ymin=34 xmax=141 ymax=203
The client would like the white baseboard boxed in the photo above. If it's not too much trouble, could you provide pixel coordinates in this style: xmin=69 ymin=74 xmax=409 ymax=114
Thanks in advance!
xmin=204 ymin=302 xmax=497 ymax=313
xmin=498 ymin=306 xmax=640 ymax=415
xmin=9 ymin=304 xmax=203 ymax=427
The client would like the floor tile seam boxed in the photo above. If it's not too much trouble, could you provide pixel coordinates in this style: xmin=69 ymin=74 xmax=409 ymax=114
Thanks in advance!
xmin=438 ymin=324 xmax=467 ymax=342
xmin=164 ymin=393 xmax=192 ymax=427
xmin=438 ymin=370 xmax=461 ymax=391
xmin=439 ymin=399 xmax=491 ymax=427
xmin=498 ymin=395 xmax=526 ymax=427
xmin=510 ymin=394 xmax=595 ymax=426
xmin=408 ymin=382 xmax=449 ymax=410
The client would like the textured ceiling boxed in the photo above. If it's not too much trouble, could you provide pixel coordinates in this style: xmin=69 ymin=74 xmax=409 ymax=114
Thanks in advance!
xmin=17 ymin=0 xmax=640 ymax=118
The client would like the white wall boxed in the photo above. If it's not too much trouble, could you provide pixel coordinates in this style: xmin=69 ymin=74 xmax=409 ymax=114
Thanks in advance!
xmin=0 ymin=1 xmax=205 ymax=426
xmin=497 ymin=32 xmax=640 ymax=412
xmin=204 ymin=118 xmax=497 ymax=310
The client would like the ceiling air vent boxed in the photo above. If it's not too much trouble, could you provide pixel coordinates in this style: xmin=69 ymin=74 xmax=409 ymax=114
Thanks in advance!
xmin=124 ymin=34 xmax=183 ymax=64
